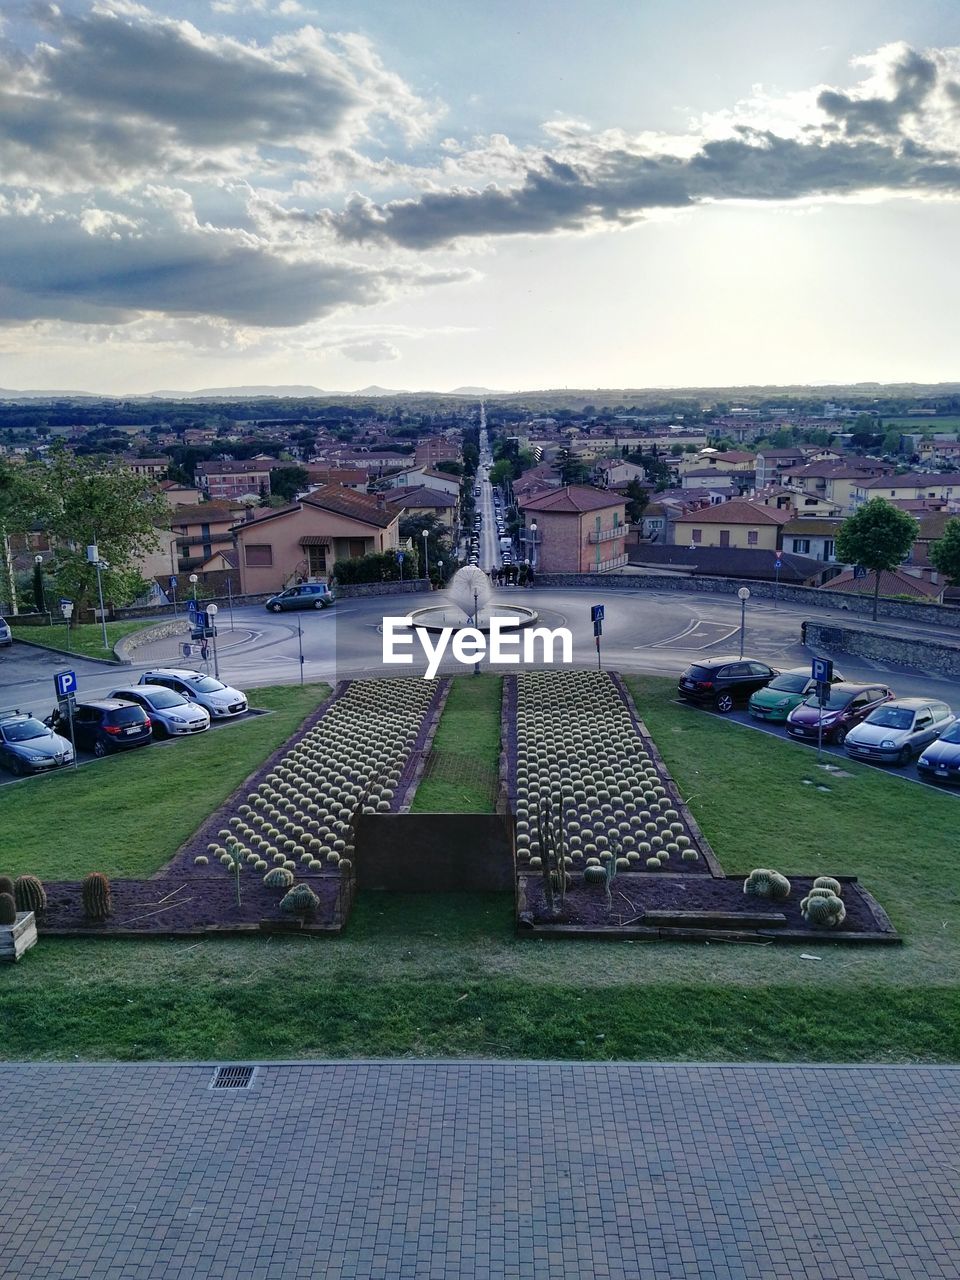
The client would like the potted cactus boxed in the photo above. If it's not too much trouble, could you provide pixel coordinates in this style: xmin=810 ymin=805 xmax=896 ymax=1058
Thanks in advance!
xmin=0 ymin=875 xmax=38 ymax=962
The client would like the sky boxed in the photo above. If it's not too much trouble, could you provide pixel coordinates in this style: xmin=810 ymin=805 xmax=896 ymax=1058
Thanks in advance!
xmin=1 ymin=0 xmax=960 ymax=394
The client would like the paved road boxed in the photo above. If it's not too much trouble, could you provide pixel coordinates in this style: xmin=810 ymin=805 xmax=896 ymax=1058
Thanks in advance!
xmin=477 ymin=404 xmax=502 ymax=571
xmin=3 ymin=1059 xmax=958 ymax=1280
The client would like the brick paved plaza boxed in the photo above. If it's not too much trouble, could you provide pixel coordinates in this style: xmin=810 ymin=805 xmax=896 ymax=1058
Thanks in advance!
xmin=2 ymin=1061 xmax=958 ymax=1279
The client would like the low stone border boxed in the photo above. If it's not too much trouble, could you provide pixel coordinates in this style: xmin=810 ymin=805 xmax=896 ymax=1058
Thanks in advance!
xmin=115 ymin=619 xmax=190 ymax=663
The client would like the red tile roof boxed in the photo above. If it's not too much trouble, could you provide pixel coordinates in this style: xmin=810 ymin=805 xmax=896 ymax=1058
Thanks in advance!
xmin=674 ymin=499 xmax=793 ymax=526
xmin=518 ymin=485 xmax=626 ymax=514
xmin=819 ymin=568 xmax=943 ymax=600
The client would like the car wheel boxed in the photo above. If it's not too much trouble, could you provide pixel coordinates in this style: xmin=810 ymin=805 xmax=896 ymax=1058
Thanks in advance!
xmin=314 ymin=599 xmax=326 ymax=609
xmin=714 ymin=692 xmax=734 ymax=714
xmin=833 ymin=725 xmax=848 ymax=745
xmin=897 ymin=746 xmax=912 ymax=767
xmin=7 ymin=755 xmax=23 ymax=776
xmin=270 ymin=603 xmax=283 ymax=613
xmin=93 ymin=740 xmax=108 ymax=759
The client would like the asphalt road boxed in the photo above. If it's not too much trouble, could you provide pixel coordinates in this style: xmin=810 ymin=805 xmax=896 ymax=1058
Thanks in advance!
xmin=477 ymin=405 xmax=502 ymax=571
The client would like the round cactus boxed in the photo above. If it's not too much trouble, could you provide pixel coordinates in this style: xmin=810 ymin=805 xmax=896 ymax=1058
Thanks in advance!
xmin=583 ymin=864 xmax=607 ymax=885
xmin=681 ymin=849 xmax=699 ymax=863
xmin=743 ymin=869 xmax=791 ymax=901
xmin=194 ymin=855 xmax=209 ymax=866
xmin=0 ymin=892 xmax=16 ymax=926
xmin=81 ymin=872 xmax=112 ymax=921
xmin=14 ymin=874 xmax=47 ymax=915
xmin=645 ymin=857 xmax=662 ymax=870
xmin=813 ymin=876 xmax=843 ymax=898
xmin=279 ymin=884 xmax=319 ymax=915
xmin=263 ymin=867 xmax=295 ymax=889
xmin=802 ymin=892 xmax=846 ymax=929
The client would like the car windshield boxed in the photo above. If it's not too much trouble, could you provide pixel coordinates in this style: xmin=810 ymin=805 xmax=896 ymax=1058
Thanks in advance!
xmin=684 ymin=666 xmax=711 ymax=680
xmin=2 ymin=718 xmax=49 ymax=741
xmin=767 ymin=674 xmax=808 ymax=693
xmin=146 ymin=689 xmax=186 ymax=709
xmin=866 ymin=707 xmax=915 ymax=729
xmin=191 ymin=676 xmax=226 ymax=693
xmin=937 ymin=722 xmax=960 ymax=744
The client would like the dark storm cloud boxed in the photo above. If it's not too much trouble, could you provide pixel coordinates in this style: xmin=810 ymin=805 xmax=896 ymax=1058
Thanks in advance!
xmin=817 ymin=48 xmax=939 ymax=135
xmin=0 ymin=214 xmax=467 ymax=326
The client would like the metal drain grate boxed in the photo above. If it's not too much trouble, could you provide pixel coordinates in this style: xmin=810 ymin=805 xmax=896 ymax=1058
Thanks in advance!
xmin=210 ymin=1065 xmax=256 ymax=1090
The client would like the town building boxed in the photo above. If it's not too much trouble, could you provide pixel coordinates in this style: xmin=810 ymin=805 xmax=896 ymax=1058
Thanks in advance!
xmin=853 ymin=473 xmax=960 ymax=507
xmin=169 ymin=504 xmax=247 ymax=572
xmin=232 ymin=486 xmax=400 ymax=593
xmin=672 ymin=499 xmax=793 ymax=552
xmin=517 ymin=486 xmax=628 ymax=573
xmin=385 ymin=486 xmax=459 ymax=533
xmin=196 ymin=458 xmax=280 ymax=502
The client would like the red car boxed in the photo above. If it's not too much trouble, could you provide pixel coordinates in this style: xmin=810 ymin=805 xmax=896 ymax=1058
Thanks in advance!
xmin=785 ymin=682 xmax=894 ymax=745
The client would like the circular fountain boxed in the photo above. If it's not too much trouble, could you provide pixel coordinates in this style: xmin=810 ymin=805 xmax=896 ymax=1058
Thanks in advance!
xmin=408 ymin=565 xmax=537 ymax=633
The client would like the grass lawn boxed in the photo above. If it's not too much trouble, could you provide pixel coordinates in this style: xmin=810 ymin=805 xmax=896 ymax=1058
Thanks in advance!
xmin=0 ymin=683 xmax=330 ymax=879
xmin=10 ymin=619 xmax=150 ymax=661
xmin=3 ymin=675 xmax=960 ymax=1063
xmin=411 ymin=674 xmax=502 ymax=812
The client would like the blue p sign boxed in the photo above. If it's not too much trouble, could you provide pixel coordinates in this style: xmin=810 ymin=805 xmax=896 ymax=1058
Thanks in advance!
xmin=811 ymin=657 xmax=833 ymax=685
xmin=55 ymin=669 xmax=78 ymax=698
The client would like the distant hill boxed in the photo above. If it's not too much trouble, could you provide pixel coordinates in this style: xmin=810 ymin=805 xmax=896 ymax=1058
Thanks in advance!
xmin=146 ymin=385 xmax=328 ymax=399
xmin=0 ymin=387 xmax=100 ymax=400
xmin=450 ymin=385 xmax=505 ymax=395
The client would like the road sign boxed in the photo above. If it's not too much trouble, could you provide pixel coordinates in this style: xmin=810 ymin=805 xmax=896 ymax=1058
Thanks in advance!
xmin=853 ymin=564 xmax=868 ymax=579
xmin=593 ymin=619 xmax=603 ymax=637
xmin=396 ymin=551 xmax=404 ymax=562
xmin=182 ymin=643 xmax=193 ymax=658
xmin=169 ymin=575 xmax=178 ymax=589
xmin=187 ymin=598 xmax=198 ymax=617
xmin=817 ymin=681 xmax=831 ymax=707
xmin=774 ymin=551 xmax=783 ymax=565
xmin=54 ymin=670 xmax=77 ymax=698
xmin=811 ymin=656 xmax=833 ymax=685
xmin=590 ymin=604 xmax=605 ymax=623
xmin=59 ymin=597 xmax=72 ymax=607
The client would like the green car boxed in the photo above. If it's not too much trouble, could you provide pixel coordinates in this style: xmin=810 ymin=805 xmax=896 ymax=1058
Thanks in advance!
xmin=748 ymin=667 xmax=845 ymax=722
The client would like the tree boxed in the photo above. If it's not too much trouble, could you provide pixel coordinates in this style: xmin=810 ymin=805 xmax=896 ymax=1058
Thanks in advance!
xmin=14 ymin=446 xmax=170 ymax=611
xmin=488 ymin=458 xmax=515 ymax=489
xmin=835 ymin=498 xmax=919 ymax=620
xmin=434 ymin=460 xmax=463 ymax=477
xmin=624 ymin=478 xmax=649 ymax=525
xmin=269 ymin=466 xmax=309 ymax=503
xmin=556 ymin=448 xmax=589 ymax=486
xmin=398 ymin=514 xmax=454 ymax=583
xmin=0 ymin=461 xmax=31 ymax=614
xmin=928 ymin=517 xmax=960 ymax=586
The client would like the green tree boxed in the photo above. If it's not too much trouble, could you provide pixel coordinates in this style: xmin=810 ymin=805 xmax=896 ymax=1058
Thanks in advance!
xmin=398 ymin=514 xmax=454 ymax=583
xmin=269 ymin=466 xmax=310 ymax=503
xmin=835 ymin=498 xmax=919 ymax=620
xmin=556 ymin=448 xmax=589 ymax=486
xmin=882 ymin=429 xmax=903 ymax=456
xmin=489 ymin=458 xmax=515 ymax=489
xmin=624 ymin=478 xmax=649 ymax=525
xmin=0 ymin=461 xmax=32 ymax=613
xmin=14 ymin=446 xmax=170 ymax=611
xmin=928 ymin=517 xmax=960 ymax=586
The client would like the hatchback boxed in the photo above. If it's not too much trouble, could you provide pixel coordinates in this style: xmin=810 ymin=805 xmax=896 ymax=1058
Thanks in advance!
xmin=748 ymin=667 xmax=846 ymax=722
xmin=108 ymin=685 xmax=211 ymax=738
xmin=844 ymin=698 xmax=954 ymax=765
xmin=918 ymin=721 xmax=960 ymax=785
xmin=265 ymin=582 xmax=334 ymax=612
xmin=49 ymin=699 xmax=152 ymax=758
xmin=786 ymin=683 xmax=894 ymax=745
xmin=677 ymin=657 xmax=779 ymax=714
xmin=138 ymin=669 xmax=248 ymax=718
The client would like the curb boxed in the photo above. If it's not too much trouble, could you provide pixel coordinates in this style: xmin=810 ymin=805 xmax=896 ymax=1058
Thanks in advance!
xmin=10 ymin=637 xmax=121 ymax=667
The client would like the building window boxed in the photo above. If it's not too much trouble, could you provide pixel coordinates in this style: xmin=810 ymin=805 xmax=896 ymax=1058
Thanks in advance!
xmin=823 ymin=540 xmax=834 ymax=559
xmin=244 ymin=543 xmax=273 ymax=567
xmin=791 ymin=538 xmax=811 ymax=554
xmin=747 ymin=530 xmax=758 ymax=546
xmin=691 ymin=529 xmax=702 ymax=544
xmin=307 ymin=545 xmax=327 ymax=576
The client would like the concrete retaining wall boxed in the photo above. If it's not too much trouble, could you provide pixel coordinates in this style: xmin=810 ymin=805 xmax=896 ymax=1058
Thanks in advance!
xmin=335 ymin=579 xmax=431 ymax=599
xmin=802 ymin=620 xmax=960 ymax=677
xmin=535 ymin=572 xmax=960 ymax=629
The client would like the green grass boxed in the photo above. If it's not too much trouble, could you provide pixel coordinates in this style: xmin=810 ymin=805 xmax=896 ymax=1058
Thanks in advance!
xmin=0 ymin=683 xmax=330 ymax=879
xmin=10 ymin=619 xmax=149 ymax=660
xmin=4 ymin=675 xmax=960 ymax=1063
xmin=411 ymin=674 xmax=502 ymax=812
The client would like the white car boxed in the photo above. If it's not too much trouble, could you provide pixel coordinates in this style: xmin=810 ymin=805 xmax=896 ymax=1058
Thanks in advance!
xmin=109 ymin=685 xmax=210 ymax=737
xmin=137 ymin=669 xmax=248 ymax=719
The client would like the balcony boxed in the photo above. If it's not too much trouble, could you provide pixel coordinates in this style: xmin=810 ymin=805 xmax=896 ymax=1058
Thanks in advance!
xmin=589 ymin=553 xmax=629 ymax=572
xmin=587 ymin=527 xmax=625 ymax=544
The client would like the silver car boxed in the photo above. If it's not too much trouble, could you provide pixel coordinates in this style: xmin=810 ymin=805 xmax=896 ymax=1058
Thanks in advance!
xmin=109 ymin=685 xmax=211 ymax=737
xmin=0 ymin=616 xmax=11 ymax=647
xmin=844 ymin=697 xmax=954 ymax=766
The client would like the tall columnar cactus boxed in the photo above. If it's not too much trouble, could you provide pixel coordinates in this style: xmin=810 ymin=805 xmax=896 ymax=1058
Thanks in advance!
xmin=535 ymin=797 xmax=569 ymax=918
xmin=743 ymin=869 xmax=791 ymax=901
xmin=81 ymin=872 xmax=112 ymax=921
xmin=0 ymin=893 xmax=16 ymax=925
xmin=14 ymin=875 xmax=47 ymax=915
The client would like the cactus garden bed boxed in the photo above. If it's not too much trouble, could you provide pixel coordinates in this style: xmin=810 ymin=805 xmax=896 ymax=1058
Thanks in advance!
xmin=26 ymin=677 xmax=443 ymax=938
xmin=509 ymin=671 xmax=899 ymax=944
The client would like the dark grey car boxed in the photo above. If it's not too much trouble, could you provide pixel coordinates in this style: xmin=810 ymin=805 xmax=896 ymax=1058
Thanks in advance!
xmin=0 ymin=710 xmax=75 ymax=775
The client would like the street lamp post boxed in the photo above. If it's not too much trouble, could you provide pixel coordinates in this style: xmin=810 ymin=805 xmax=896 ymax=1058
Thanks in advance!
xmin=737 ymin=586 xmax=751 ymax=658
xmin=86 ymin=543 xmax=109 ymax=650
xmin=206 ymin=602 xmax=220 ymax=679
xmin=189 ymin=573 xmax=199 ymax=602
xmin=34 ymin=554 xmax=45 ymax=617
xmin=437 ymin=559 xmax=443 ymax=585
xmin=473 ymin=586 xmax=480 ymax=676
xmin=421 ymin=529 xmax=430 ymax=585
xmin=530 ymin=521 xmax=538 ymax=571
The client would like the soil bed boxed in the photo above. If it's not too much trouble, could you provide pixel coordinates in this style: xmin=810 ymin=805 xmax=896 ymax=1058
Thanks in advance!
xmin=37 ymin=874 xmax=348 ymax=937
xmin=519 ymin=873 xmax=898 ymax=943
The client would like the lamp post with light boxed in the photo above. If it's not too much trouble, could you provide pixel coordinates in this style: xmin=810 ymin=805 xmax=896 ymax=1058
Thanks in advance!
xmin=421 ymin=528 xmax=430 ymax=585
xmin=737 ymin=586 xmax=751 ymax=658
xmin=206 ymin=602 xmax=220 ymax=679
xmin=529 ymin=521 xmax=538 ymax=571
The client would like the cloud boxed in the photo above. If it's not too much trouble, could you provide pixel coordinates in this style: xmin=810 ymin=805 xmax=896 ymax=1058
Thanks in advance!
xmin=337 ymin=338 xmax=400 ymax=362
xmin=0 ymin=5 xmax=439 ymax=190
xmin=0 ymin=204 xmax=472 ymax=327
xmin=298 ymin=43 xmax=960 ymax=251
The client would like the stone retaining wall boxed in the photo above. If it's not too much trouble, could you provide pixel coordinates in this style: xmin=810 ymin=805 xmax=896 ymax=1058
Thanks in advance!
xmin=534 ymin=572 xmax=960 ymax=628
xmin=334 ymin=579 xmax=431 ymax=599
xmin=802 ymin=620 xmax=960 ymax=677
xmin=114 ymin=619 xmax=191 ymax=662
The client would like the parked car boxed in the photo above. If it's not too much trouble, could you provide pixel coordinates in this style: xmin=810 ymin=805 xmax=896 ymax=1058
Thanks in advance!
xmin=0 ymin=616 xmax=11 ymax=647
xmin=748 ymin=667 xmax=846 ymax=722
xmin=108 ymin=685 xmax=211 ymax=738
xmin=844 ymin=698 xmax=954 ymax=766
xmin=677 ymin=657 xmax=779 ymax=714
xmin=0 ymin=709 xmax=74 ymax=774
xmin=138 ymin=669 xmax=248 ymax=718
xmin=48 ymin=698 xmax=152 ymax=758
xmin=785 ymin=683 xmax=894 ymax=745
xmin=265 ymin=582 xmax=334 ymax=612
xmin=917 ymin=720 xmax=960 ymax=785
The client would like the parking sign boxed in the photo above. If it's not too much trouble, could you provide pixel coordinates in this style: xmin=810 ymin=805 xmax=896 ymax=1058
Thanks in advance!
xmin=54 ymin=670 xmax=78 ymax=698
xmin=811 ymin=656 xmax=833 ymax=685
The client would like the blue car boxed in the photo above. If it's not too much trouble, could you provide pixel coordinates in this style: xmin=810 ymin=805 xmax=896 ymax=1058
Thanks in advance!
xmin=917 ymin=720 xmax=960 ymax=785
xmin=266 ymin=583 xmax=334 ymax=612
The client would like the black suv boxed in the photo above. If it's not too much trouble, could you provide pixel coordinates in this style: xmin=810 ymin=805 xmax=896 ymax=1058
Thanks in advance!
xmin=677 ymin=656 xmax=778 ymax=714
xmin=49 ymin=698 xmax=153 ymax=758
